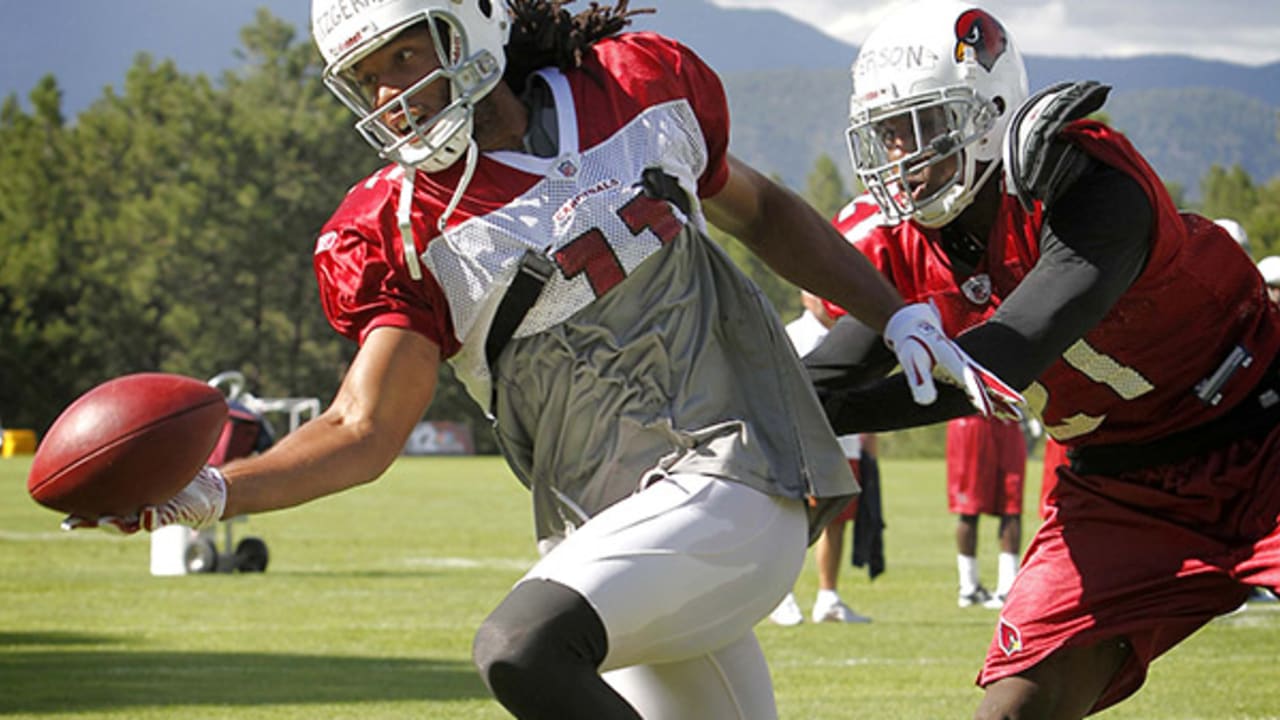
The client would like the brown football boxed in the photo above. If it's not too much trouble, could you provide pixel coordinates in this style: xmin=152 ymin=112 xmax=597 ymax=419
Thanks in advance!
xmin=27 ymin=373 xmax=228 ymax=519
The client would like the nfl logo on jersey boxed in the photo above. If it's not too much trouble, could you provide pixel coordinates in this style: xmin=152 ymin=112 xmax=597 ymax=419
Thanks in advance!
xmin=557 ymin=158 xmax=579 ymax=178
xmin=961 ymin=273 xmax=993 ymax=305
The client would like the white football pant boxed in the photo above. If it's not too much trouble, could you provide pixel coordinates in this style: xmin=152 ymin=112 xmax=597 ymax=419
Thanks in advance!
xmin=520 ymin=473 xmax=808 ymax=719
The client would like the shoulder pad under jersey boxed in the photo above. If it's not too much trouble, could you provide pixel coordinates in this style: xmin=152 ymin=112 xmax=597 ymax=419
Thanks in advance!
xmin=1002 ymin=80 xmax=1110 ymax=211
xmin=833 ymin=194 xmax=891 ymax=242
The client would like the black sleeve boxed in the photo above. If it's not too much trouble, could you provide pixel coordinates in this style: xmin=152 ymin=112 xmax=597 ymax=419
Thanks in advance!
xmin=805 ymin=313 xmax=973 ymax=433
xmin=959 ymin=160 xmax=1152 ymax=388
xmin=812 ymin=160 xmax=1153 ymax=435
xmin=803 ymin=314 xmax=896 ymax=388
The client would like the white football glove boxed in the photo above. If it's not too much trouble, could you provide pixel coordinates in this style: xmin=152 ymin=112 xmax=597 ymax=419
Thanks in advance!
xmin=970 ymin=362 xmax=1029 ymax=423
xmin=883 ymin=302 xmax=1027 ymax=419
xmin=59 ymin=465 xmax=228 ymax=533
xmin=140 ymin=465 xmax=228 ymax=531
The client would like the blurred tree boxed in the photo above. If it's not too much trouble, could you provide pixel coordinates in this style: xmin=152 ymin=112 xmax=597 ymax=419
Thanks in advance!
xmin=804 ymin=153 xmax=850 ymax=219
xmin=0 ymin=77 xmax=80 ymax=428
xmin=1200 ymin=164 xmax=1258 ymax=224
xmin=67 ymin=55 xmax=228 ymax=383
xmin=199 ymin=10 xmax=371 ymax=402
xmin=1196 ymin=163 xmax=1280 ymax=259
xmin=1247 ymin=179 xmax=1280 ymax=258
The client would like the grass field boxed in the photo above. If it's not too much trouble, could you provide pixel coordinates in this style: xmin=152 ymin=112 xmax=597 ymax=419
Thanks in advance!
xmin=2 ymin=455 xmax=1277 ymax=719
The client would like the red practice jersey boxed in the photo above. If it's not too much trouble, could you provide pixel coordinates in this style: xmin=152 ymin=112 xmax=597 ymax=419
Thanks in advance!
xmin=312 ymin=32 xmax=730 ymax=369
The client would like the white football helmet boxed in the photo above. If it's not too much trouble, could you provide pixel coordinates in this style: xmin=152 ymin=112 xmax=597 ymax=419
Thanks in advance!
xmin=1214 ymin=218 xmax=1249 ymax=251
xmin=846 ymin=0 xmax=1028 ymax=227
xmin=1257 ymin=255 xmax=1280 ymax=287
xmin=312 ymin=0 xmax=511 ymax=173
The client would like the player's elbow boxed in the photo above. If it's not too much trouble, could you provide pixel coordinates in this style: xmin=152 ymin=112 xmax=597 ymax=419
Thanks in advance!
xmin=321 ymin=408 xmax=409 ymax=485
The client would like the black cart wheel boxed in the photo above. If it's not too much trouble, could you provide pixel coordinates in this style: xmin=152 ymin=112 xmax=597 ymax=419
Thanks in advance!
xmin=234 ymin=536 xmax=269 ymax=573
xmin=184 ymin=538 xmax=219 ymax=573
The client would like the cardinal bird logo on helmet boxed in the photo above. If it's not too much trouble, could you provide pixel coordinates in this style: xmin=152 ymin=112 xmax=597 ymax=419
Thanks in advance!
xmin=954 ymin=9 xmax=1009 ymax=71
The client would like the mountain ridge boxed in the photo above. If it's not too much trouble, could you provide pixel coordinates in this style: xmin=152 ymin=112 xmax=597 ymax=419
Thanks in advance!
xmin=4 ymin=0 xmax=1276 ymax=197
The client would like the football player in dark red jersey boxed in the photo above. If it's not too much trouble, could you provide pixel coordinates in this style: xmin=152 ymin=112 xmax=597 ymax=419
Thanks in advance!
xmin=808 ymin=1 xmax=1280 ymax=717
xmin=61 ymin=1 xmax=1014 ymax=717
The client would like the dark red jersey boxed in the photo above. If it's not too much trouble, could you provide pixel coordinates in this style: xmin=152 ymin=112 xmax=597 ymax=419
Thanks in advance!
xmin=830 ymin=121 xmax=1280 ymax=449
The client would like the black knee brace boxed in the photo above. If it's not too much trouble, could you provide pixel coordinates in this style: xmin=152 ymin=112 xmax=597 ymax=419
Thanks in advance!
xmin=472 ymin=579 xmax=640 ymax=719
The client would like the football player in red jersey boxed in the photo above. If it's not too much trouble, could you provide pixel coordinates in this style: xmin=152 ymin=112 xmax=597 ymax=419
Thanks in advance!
xmin=61 ymin=1 xmax=1012 ymax=717
xmin=945 ymin=414 xmax=1027 ymax=610
xmin=807 ymin=1 xmax=1280 ymax=717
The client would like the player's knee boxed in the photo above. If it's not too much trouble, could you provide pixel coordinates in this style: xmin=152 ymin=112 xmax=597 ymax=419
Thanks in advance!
xmin=472 ymin=617 xmax=529 ymax=697
xmin=975 ymin=638 xmax=1131 ymax=720
xmin=472 ymin=603 xmax=550 ymax=695
xmin=974 ymin=675 xmax=1039 ymax=720
xmin=472 ymin=580 xmax=608 ymax=697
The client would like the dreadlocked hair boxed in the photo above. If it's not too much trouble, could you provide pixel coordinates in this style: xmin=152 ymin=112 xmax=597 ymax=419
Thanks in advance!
xmin=504 ymin=0 xmax=654 ymax=93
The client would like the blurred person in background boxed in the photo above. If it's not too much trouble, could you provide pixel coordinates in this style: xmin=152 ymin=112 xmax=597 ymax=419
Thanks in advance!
xmin=769 ymin=291 xmax=875 ymax=626
xmin=1256 ymin=255 xmax=1280 ymax=307
xmin=945 ymin=414 xmax=1026 ymax=609
xmin=1213 ymin=217 xmax=1249 ymax=254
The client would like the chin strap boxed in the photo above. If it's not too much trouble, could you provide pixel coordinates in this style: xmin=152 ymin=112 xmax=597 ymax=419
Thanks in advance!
xmin=912 ymin=150 xmax=1002 ymax=229
xmin=397 ymin=165 xmax=422 ymax=280
xmin=396 ymin=139 xmax=481 ymax=282
xmin=438 ymin=139 xmax=480 ymax=235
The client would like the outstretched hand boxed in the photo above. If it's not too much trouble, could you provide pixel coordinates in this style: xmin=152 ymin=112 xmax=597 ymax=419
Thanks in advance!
xmin=883 ymin=303 xmax=1027 ymax=419
xmin=60 ymin=466 xmax=228 ymax=534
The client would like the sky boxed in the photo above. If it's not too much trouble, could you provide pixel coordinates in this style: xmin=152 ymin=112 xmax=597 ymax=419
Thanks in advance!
xmin=3 ymin=0 xmax=1277 ymax=119
xmin=711 ymin=0 xmax=1280 ymax=66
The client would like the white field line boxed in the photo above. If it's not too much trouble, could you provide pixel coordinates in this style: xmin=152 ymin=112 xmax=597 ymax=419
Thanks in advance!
xmin=772 ymin=656 xmax=954 ymax=668
xmin=0 ymin=532 xmax=536 ymax=573
xmin=401 ymin=556 xmax=533 ymax=571
xmin=0 ymin=529 xmax=132 ymax=542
